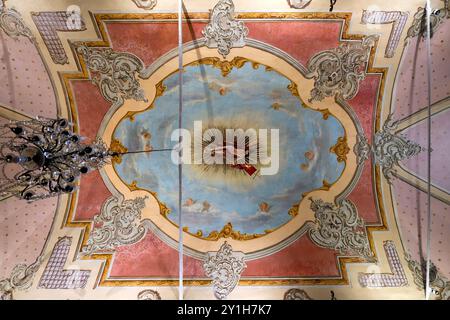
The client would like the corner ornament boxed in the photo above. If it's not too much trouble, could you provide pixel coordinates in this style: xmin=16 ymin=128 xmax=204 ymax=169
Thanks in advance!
xmin=284 ymin=288 xmax=337 ymax=300
xmin=305 ymin=35 xmax=377 ymax=102
xmin=308 ymin=198 xmax=374 ymax=259
xmin=203 ymin=0 xmax=249 ymax=58
xmin=77 ymin=46 xmax=148 ymax=108
xmin=81 ymin=196 xmax=149 ymax=255
xmin=204 ymin=241 xmax=246 ymax=300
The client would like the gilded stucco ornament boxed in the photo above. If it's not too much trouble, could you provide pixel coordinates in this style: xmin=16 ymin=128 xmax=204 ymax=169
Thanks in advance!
xmin=405 ymin=255 xmax=450 ymax=300
xmin=288 ymin=0 xmax=312 ymax=9
xmin=0 ymin=257 xmax=42 ymax=300
xmin=305 ymin=35 xmax=377 ymax=102
xmin=330 ymin=136 xmax=350 ymax=163
xmin=81 ymin=196 xmax=150 ymax=255
xmin=406 ymin=4 xmax=448 ymax=40
xmin=202 ymin=222 xmax=265 ymax=241
xmin=309 ymin=198 xmax=374 ymax=259
xmin=188 ymin=57 xmax=254 ymax=77
xmin=77 ymin=46 xmax=148 ymax=108
xmin=138 ymin=289 xmax=162 ymax=300
xmin=373 ymin=116 xmax=422 ymax=183
xmin=284 ymin=288 xmax=313 ymax=300
xmin=0 ymin=3 xmax=34 ymax=41
xmin=284 ymin=289 xmax=337 ymax=300
xmin=204 ymin=241 xmax=246 ymax=300
xmin=109 ymin=138 xmax=128 ymax=164
xmin=203 ymin=0 xmax=249 ymax=58
xmin=132 ymin=0 xmax=157 ymax=10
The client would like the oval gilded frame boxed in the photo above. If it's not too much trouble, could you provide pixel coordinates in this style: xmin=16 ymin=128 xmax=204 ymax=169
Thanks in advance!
xmin=98 ymin=41 xmax=361 ymax=260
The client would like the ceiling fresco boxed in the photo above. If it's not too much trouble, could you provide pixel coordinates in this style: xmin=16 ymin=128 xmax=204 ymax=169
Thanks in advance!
xmin=0 ymin=0 xmax=449 ymax=300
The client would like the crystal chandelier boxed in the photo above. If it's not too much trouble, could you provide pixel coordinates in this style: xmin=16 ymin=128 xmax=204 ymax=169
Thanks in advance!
xmin=0 ymin=117 xmax=115 ymax=201
xmin=329 ymin=0 xmax=337 ymax=12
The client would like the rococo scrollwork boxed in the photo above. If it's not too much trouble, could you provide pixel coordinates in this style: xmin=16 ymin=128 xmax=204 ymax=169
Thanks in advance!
xmin=406 ymin=4 xmax=449 ymax=40
xmin=0 ymin=2 xmax=34 ymax=41
xmin=203 ymin=0 xmax=249 ymax=58
xmin=288 ymin=0 xmax=313 ymax=9
xmin=308 ymin=198 xmax=374 ymax=259
xmin=330 ymin=136 xmax=350 ymax=163
xmin=188 ymin=57 xmax=255 ymax=77
xmin=132 ymin=0 xmax=157 ymax=10
xmin=284 ymin=288 xmax=313 ymax=300
xmin=284 ymin=289 xmax=338 ymax=300
xmin=405 ymin=255 xmax=450 ymax=300
xmin=305 ymin=35 xmax=377 ymax=102
xmin=138 ymin=289 xmax=162 ymax=300
xmin=200 ymin=222 xmax=265 ymax=241
xmin=81 ymin=196 xmax=150 ymax=255
xmin=0 ymin=258 xmax=42 ymax=300
xmin=77 ymin=46 xmax=148 ymax=108
xmin=373 ymin=116 xmax=422 ymax=183
xmin=204 ymin=241 xmax=246 ymax=300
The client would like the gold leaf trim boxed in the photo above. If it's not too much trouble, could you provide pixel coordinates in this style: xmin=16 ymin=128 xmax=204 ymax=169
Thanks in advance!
xmin=288 ymin=204 xmax=299 ymax=217
xmin=200 ymin=222 xmax=267 ymax=241
xmin=126 ymin=81 xmax=167 ymax=121
xmin=188 ymin=57 xmax=250 ymax=77
xmin=330 ymin=136 xmax=350 ymax=162
xmin=301 ymin=180 xmax=331 ymax=197
xmin=287 ymin=82 xmax=300 ymax=97
xmin=127 ymin=181 xmax=171 ymax=217
xmin=318 ymin=108 xmax=331 ymax=120
xmin=128 ymin=180 xmax=139 ymax=191
xmin=287 ymin=81 xmax=331 ymax=120
xmin=110 ymin=138 xmax=128 ymax=164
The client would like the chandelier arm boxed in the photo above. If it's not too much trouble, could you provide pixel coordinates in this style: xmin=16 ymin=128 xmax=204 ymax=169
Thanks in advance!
xmin=18 ymin=179 xmax=41 ymax=198
xmin=113 ymin=148 xmax=174 ymax=156
xmin=56 ymin=174 xmax=70 ymax=189
xmin=41 ymin=120 xmax=63 ymax=151
xmin=51 ymin=150 xmax=82 ymax=161
xmin=44 ymin=163 xmax=63 ymax=178
xmin=17 ymin=135 xmax=37 ymax=146
xmin=14 ymin=169 xmax=33 ymax=181
xmin=14 ymin=136 xmax=47 ymax=157
xmin=48 ymin=139 xmax=70 ymax=154
xmin=329 ymin=0 xmax=337 ymax=12
xmin=49 ymin=179 xmax=60 ymax=193
xmin=40 ymin=125 xmax=54 ymax=148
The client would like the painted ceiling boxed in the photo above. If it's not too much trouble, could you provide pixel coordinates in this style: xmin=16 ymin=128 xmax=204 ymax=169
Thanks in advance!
xmin=0 ymin=0 xmax=449 ymax=300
